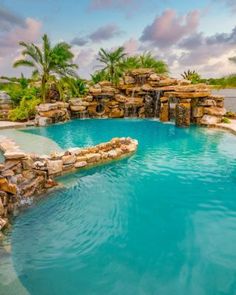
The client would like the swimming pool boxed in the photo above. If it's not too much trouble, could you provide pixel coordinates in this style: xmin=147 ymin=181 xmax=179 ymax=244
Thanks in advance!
xmin=5 ymin=119 xmax=236 ymax=294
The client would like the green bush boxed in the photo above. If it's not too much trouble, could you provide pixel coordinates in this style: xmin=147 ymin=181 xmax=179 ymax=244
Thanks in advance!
xmin=221 ymin=117 xmax=231 ymax=124
xmin=8 ymin=97 xmax=40 ymax=121
xmin=5 ymin=84 xmax=40 ymax=105
xmin=207 ymin=74 xmax=236 ymax=88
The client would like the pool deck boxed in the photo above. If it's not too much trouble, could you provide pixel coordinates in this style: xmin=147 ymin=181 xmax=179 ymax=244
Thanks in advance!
xmin=0 ymin=121 xmax=27 ymax=130
xmin=216 ymin=119 xmax=236 ymax=135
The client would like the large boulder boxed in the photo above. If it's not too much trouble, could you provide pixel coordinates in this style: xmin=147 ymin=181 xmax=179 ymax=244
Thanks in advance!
xmin=35 ymin=115 xmax=52 ymax=126
xmin=200 ymin=115 xmax=221 ymax=125
xmin=109 ymin=107 xmax=124 ymax=118
xmin=47 ymin=160 xmax=63 ymax=175
xmin=204 ymin=107 xmax=226 ymax=116
xmin=0 ymin=177 xmax=17 ymax=194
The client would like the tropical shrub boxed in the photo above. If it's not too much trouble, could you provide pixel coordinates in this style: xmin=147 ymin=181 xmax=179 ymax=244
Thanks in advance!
xmin=120 ymin=53 xmax=168 ymax=74
xmin=94 ymin=49 xmax=168 ymax=84
xmin=5 ymin=84 xmax=39 ymax=105
xmin=221 ymin=117 xmax=231 ymax=124
xmin=138 ymin=53 xmax=168 ymax=74
xmin=91 ymin=70 xmax=110 ymax=84
xmin=181 ymin=70 xmax=201 ymax=84
xmin=8 ymin=97 xmax=40 ymax=121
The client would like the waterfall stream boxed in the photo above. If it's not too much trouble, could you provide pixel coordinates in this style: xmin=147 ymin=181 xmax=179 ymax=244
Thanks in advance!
xmin=154 ymin=91 xmax=161 ymax=118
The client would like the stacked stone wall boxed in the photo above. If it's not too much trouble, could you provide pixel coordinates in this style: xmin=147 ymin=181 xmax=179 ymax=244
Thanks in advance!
xmin=0 ymin=136 xmax=138 ymax=234
xmin=35 ymin=69 xmax=226 ymax=127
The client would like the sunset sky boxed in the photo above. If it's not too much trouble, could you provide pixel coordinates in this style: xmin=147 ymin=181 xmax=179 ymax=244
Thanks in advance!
xmin=1 ymin=0 xmax=236 ymax=78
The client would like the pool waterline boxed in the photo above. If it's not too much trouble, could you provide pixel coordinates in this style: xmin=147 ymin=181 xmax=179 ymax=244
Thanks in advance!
xmin=1 ymin=119 xmax=236 ymax=295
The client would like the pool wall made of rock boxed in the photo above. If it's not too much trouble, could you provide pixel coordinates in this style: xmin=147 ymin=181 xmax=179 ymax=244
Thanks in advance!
xmin=0 ymin=136 xmax=138 ymax=234
xmin=35 ymin=69 xmax=226 ymax=127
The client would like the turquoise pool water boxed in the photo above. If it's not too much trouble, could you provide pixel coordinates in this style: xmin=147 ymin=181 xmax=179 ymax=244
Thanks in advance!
xmin=11 ymin=119 xmax=236 ymax=294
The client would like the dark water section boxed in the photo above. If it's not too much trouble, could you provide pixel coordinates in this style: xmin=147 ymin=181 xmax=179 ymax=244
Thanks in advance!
xmin=10 ymin=120 xmax=236 ymax=295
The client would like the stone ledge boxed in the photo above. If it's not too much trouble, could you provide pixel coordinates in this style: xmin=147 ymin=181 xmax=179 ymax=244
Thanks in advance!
xmin=0 ymin=136 xmax=138 ymax=232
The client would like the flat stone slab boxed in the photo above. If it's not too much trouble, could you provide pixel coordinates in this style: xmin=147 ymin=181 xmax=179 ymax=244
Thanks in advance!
xmin=0 ymin=121 xmax=26 ymax=130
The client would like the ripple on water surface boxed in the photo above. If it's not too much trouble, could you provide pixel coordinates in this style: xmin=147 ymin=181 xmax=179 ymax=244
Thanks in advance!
xmin=7 ymin=120 xmax=236 ymax=295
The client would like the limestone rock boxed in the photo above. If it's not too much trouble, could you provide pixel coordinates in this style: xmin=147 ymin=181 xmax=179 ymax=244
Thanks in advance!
xmin=124 ymin=76 xmax=135 ymax=84
xmin=129 ymin=68 xmax=154 ymax=76
xmin=115 ymin=94 xmax=127 ymax=103
xmin=176 ymin=102 xmax=191 ymax=127
xmin=141 ymin=84 xmax=155 ymax=92
xmin=165 ymin=91 xmax=211 ymax=98
xmin=149 ymin=73 xmax=161 ymax=81
xmin=86 ymin=153 xmax=101 ymax=163
xmin=199 ymin=99 xmax=216 ymax=107
xmin=1 ymin=169 xmax=14 ymax=177
xmin=0 ymin=198 xmax=4 ymax=216
xmin=0 ymin=218 xmax=7 ymax=230
xmin=89 ymin=85 xmax=102 ymax=96
xmin=109 ymin=108 xmax=124 ymax=118
xmin=37 ymin=103 xmax=58 ymax=112
xmin=200 ymin=115 xmax=221 ymax=125
xmin=70 ymin=105 xmax=87 ymax=112
xmin=47 ymin=160 xmax=63 ymax=175
xmin=35 ymin=116 xmax=52 ymax=126
xmin=159 ymin=78 xmax=178 ymax=87
xmin=192 ymin=107 xmax=204 ymax=118
xmin=99 ymin=81 xmax=112 ymax=87
xmin=74 ymin=161 xmax=87 ymax=168
xmin=4 ymin=151 xmax=26 ymax=160
xmin=108 ymin=149 xmax=118 ymax=158
xmin=62 ymin=154 xmax=76 ymax=165
xmin=160 ymin=101 xmax=170 ymax=122
xmin=204 ymin=107 xmax=226 ymax=116
xmin=0 ymin=177 xmax=17 ymax=194
xmin=125 ymin=97 xmax=143 ymax=106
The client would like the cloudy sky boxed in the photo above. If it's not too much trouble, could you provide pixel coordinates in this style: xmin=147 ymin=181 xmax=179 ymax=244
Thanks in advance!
xmin=1 ymin=0 xmax=236 ymax=78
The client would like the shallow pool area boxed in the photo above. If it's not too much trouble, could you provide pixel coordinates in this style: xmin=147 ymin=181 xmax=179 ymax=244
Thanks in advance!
xmin=0 ymin=128 xmax=62 ymax=155
xmin=1 ymin=119 xmax=236 ymax=295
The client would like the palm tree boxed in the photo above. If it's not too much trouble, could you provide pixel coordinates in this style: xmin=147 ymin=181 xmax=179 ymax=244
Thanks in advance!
xmin=97 ymin=47 xmax=126 ymax=84
xmin=139 ymin=52 xmax=168 ymax=74
xmin=181 ymin=70 xmax=201 ymax=84
xmin=13 ymin=34 xmax=78 ymax=102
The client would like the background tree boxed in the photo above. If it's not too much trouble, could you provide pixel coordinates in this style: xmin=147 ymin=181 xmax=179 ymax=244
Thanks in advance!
xmin=13 ymin=34 xmax=78 ymax=102
xmin=97 ymin=47 xmax=126 ymax=84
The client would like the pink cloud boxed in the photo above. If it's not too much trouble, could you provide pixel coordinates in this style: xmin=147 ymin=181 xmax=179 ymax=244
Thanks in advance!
xmin=140 ymin=9 xmax=200 ymax=48
xmin=0 ymin=18 xmax=42 ymax=55
xmin=123 ymin=38 xmax=139 ymax=55
xmin=0 ymin=17 xmax=42 ymax=76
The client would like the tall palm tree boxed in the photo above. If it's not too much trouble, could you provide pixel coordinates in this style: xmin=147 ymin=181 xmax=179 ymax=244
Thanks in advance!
xmin=97 ymin=47 xmax=126 ymax=84
xmin=13 ymin=34 xmax=78 ymax=102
